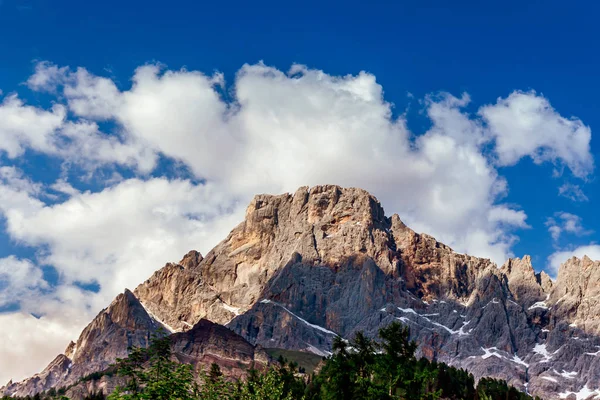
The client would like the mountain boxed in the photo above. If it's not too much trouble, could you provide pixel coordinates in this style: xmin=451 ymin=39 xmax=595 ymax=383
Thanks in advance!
xmin=4 ymin=185 xmax=600 ymax=399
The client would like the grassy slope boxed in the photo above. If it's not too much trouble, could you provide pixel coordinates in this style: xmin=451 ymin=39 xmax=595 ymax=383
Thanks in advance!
xmin=265 ymin=348 xmax=325 ymax=374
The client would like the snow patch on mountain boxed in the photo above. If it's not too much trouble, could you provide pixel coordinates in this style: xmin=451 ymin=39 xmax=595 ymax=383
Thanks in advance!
xmin=260 ymin=299 xmax=337 ymax=336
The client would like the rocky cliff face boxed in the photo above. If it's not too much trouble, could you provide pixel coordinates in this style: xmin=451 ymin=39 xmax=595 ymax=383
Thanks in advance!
xmin=134 ymin=186 xmax=399 ymax=332
xmin=5 ymin=185 xmax=600 ymax=400
xmin=170 ymin=319 xmax=270 ymax=378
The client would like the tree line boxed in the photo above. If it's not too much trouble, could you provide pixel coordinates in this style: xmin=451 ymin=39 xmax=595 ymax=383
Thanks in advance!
xmin=2 ymin=322 xmax=540 ymax=400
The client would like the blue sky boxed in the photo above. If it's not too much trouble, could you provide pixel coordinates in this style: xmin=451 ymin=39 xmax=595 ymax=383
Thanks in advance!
xmin=1 ymin=0 xmax=600 ymax=383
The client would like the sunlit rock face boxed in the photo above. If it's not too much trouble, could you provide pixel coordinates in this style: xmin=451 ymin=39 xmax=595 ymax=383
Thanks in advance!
xmin=6 ymin=185 xmax=600 ymax=399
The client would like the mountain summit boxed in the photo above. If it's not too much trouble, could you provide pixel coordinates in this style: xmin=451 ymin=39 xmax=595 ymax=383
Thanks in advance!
xmin=4 ymin=185 xmax=600 ymax=399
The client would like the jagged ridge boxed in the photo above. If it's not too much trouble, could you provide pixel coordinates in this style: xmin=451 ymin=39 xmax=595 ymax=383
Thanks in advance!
xmin=6 ymin=185 xmax=600 ymax=400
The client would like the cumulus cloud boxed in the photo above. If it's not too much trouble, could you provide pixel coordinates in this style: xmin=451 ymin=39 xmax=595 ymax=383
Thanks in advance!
xmin=0 ymin=103 xmax=156 ymax=174
xmin=0 ymin=257 xmax=47 ymax=308
xmin=0 ymin=166 xmax=42 ymax=196
xmin=25 ymin=61 xmax=593 ymax=261
xmin=545 ymin=212 xmax=592 ymax=242
xmin=49 ymin=179 xmax=80 ymax=197
xmin=488 ymin=206 xmax=529 ymax=228
xmin=559 ymin=183 xmax=589 ymax=202
xmin=26 ymin=61 xmax=70 ymax=93
xmin=6 ymin=178 xmax=242 ymax=290
xmin=480 ymin=91 xmax=594 ymax=177
xmin=0 ymin=60 xmax=595 ymax=382
xmin=0 ymin=167 xmax=45 ymax=217
xmin=0 ymin=94 xmax=65 ymax=158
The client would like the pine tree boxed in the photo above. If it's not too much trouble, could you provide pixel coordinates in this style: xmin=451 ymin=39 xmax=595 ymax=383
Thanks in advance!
xmin=108 ymin=332 xmax=195 ymax=400
xmin=376 ymin=322 xmax=417 ymax=398
xmin=208 ymin=363 xmax=223 ymax=384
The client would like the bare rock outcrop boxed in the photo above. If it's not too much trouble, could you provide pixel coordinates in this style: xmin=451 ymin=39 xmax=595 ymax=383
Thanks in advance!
xmin=500 ymin=256 xmax=550 ymax=308
xmin=550 ymin=256 xmax=600 ymax=334
xmin=171 ymin=319 xmax=269 ymax=378
xmin=134 ymin=185 xmax=400 ymax=331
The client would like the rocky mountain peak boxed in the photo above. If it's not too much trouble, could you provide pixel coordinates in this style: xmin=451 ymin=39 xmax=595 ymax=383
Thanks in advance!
xmin=133 ymin=185 xmax=401 ymax=333
xmin=548 ymin=256 xmax=600 ymax=334
xmin=64 ymin=341 xmax=77 ymax=359
xmin=555 ymin=255 xmax=598 ymax=285
xmin=179 ymin=250 xmax=203 ymax=269
xmin=499 ymin=256 xmax=548 ymax=307
xmin=104 ymin=289 xmax=152 ymax=329
xmin=243 ymin=185 xmax=387 ymax=240
xmin=502 ymin=255 xmax=534 ymax=275
xmin=1 ymin=289 xmax=162 ymax=397
xmin=9 ymin=186 xmax=600 ymax=400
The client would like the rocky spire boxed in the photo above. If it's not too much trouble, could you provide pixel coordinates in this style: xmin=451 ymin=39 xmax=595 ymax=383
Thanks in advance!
xmin=500 ymin=255 xmax=549 ymax=307
xmin=550 ymin=256 xmax=600 ymax=333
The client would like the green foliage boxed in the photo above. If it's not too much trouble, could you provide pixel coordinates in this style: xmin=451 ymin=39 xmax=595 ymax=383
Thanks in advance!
xmin=108 ymin=333 xmax=196 ymax=400
xmin=305 ymin=322 xmax=532 ymax=400
xmin=83 ymin=391 xmax=106 ymax=400
xmin=476 ymin=377 xmax=541 ymax=400
xmin=238 ymin=368 xmax=295 ymax=400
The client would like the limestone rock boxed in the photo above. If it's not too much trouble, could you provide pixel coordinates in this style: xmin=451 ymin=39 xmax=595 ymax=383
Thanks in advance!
xmin=500 ymin=256 xmax=548 ymax=308
xmin=134 ymin=185 xmax=400 ymax=331
xmin=171 ymin=319 xmax=269 ymax=378
xmin=550 ymin=256 xmax=600 ymax=334
xmin=9 ymin=185 xmax=600 ymax=400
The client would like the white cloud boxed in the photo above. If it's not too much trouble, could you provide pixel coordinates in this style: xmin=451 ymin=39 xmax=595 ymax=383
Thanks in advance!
xmin=0 ymin=312 xmax=81 ymax=385
xmin=548 ymin=245 xmax=600 ymax=277
xmin=0 ymin=257 xmax=47 ymax=307
xmin=0 ymin=93 xmax=156 ymax=173
xmin=57 ymin=120 xmax=158 ymax=173
xmin=545 ymin=212 xmax=591 ymax=242
xmin=63 ymin=67 xmax=123 ymax=119
xmin=0 ymin=167 xmax=42 ymax=196
xmin=488 ymin=206 xmax=529 ymax=228
xmin=424 ymin=92 xmax=487 ymax=147
xmin=0 ymin=167 xmax=45 ymax=217
xmin=55 ymin=63 xmax=538 ymax=262
xmin=49 ymin=179 xmax=80 ymax=197
xmin=480 ymin=90 xmax=594 ymax=177
xmin=5 ymin=178 xmax=242 ymax=291
xmin=0 ymin=94 xmax=65 ymax=158
xmin=26 ymin=61 xmax=70 ymax=93
xmin=548 ymin=225 xmax=562 ymax=242
xmin=559 ymin=183 xmax=589 ymax=202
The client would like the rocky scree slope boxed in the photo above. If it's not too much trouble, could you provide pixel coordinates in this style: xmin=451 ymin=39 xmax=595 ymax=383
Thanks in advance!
xmin=5 ymin=185 xmax=600 ymax=400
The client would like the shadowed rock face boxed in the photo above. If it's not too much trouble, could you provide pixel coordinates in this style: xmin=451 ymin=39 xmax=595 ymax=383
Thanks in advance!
xmin=171 ymin=319 xmax=269 ymax=378
xmin=6 ymin=185 xmax=600 ymax=399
